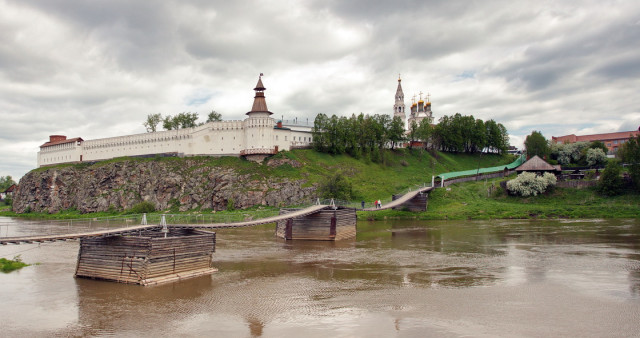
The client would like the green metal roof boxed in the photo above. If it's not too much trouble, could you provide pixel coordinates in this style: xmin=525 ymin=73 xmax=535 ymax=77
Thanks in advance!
xmin=436 ymin=155 xmax=525 ymax=180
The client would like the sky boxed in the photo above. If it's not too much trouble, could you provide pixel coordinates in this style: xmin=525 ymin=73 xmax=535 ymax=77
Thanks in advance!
xmin=1 ymin=0 xmax=639 ymax=180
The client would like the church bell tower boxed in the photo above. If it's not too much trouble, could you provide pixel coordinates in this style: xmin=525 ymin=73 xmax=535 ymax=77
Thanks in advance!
xmin=393 ymin=75 xmax=406 ymax=127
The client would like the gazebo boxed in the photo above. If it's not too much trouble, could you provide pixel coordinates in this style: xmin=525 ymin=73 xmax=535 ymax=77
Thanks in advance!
xmin=515 ymin=155 xmax=562 ymax=175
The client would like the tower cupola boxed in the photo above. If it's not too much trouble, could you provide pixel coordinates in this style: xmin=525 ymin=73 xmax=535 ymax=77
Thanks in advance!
xmin=247 ymin=73 xmax=272 ymax=116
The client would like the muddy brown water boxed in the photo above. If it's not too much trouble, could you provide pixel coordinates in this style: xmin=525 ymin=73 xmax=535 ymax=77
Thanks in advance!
xmin=1 ymin=217 xmax=639 ymax=337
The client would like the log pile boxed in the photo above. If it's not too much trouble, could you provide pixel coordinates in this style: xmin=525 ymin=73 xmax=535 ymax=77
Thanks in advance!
xmin=75 ymin=229 xmax=216 ymax=286
xmin=276 ymin=207 xmax=356 ymax=241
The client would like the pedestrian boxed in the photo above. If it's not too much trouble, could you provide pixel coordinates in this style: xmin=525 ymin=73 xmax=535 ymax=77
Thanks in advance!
xmin=361 ymin=200 xmax=365 ymax=209
xmin=378 ymin=200 xmax=382 ymax=209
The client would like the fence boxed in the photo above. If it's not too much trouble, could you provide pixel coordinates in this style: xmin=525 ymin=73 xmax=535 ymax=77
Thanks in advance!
xmin=440 ymin=170 xmax=515 ymax=187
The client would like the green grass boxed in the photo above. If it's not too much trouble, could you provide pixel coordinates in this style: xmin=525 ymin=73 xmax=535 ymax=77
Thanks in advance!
xmin=0 ymin=256 xmax=30 ymax=273
xmin=9 ymin=149 xmax=525 ymax=219
xmin=276 ymin=149 xmax=514 ymax=202
xmin=360 ymin=176 xmax=640 ymax=220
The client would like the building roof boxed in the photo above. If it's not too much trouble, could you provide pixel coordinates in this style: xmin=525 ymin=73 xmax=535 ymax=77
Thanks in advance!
xmin=553 ymin=130 xmax=639 ymax=143
xmin=4 ymin=184 xmax=16 ymax=193
xmin=40 ymin=137 xmax=83 ymax=148
xmin=247 ymin=74 xmax=272 ymax=115
xmin=516 ymin=155 xmax=560 ymax=172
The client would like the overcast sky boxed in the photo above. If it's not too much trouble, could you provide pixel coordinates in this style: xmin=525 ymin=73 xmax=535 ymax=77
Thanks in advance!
xmin=1 ymin=0 xmax=639 ymax=180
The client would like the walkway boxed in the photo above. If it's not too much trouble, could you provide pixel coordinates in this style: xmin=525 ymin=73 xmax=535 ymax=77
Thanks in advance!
xmin=0 ymin=204 xmax=330 ymax=245
xmin=362 ymin=186 xmax=432 ymax=211
xmin=1 ymin=185 xmax=434 ymax=245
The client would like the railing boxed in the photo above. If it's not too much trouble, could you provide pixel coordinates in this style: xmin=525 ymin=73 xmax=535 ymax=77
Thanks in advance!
xmin=240 ymin=148 xmax=277 ymax=156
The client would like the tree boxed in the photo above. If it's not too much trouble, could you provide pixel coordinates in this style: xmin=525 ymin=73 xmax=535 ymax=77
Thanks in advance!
xmin=524 ymin=131 xmax=550 ymax=159
xmin=388 ymin=116 xmax=406 ymax=149
xmin=206 ymin=111 xmax=222 ymax=123
xmin=143 ymin=113 xmax=162 ymax=132
xmin=163 ymin=112 xmax=199 ymax=130
xmin=585 ymin=148 xmax=607 ymax=167
xmin=0 ymin=176 xmax=16 ymax=192
xmin=589 ymin=140 xmax=609 ymax=155
xmin=597 ymin=161 xmax=623 ymax=196
xmin=318 ymin=173 xmax=353 ymax=201
xmin=416 ymin=118 xmax=432 ymax=149
xmin=619 ymin=136 xmax=640 ymax=191
xmin=408 ymin=121 xmax=419 ymax=149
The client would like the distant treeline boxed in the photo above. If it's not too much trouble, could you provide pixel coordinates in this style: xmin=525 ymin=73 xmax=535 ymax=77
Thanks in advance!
xmin=312 ymin=113 xmax=509 ymax=156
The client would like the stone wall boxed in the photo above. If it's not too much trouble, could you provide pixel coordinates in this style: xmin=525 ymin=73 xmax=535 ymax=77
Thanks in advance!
xmin=13 ymin=158 xmax=316 ymax=214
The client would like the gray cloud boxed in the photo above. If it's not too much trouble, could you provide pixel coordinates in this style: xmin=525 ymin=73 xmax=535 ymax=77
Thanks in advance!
xmin=1 ymin=0 xmax=639 ymax=180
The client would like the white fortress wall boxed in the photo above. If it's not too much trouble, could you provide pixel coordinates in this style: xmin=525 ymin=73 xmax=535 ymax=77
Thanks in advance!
xmin=37 ymin=141 xmax=83 ymax=166
xmin=189 ymin=120 xmax=245 ymax=156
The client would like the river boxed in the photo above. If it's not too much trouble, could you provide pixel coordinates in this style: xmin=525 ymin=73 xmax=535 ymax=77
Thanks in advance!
xmin=1 ymin=217 xmax=639 ymax=337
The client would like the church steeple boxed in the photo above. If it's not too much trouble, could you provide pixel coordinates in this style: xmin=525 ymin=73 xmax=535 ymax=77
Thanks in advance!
xmin=393 ymin=74 xmax=406 ymax=126
xmin=247 ymin=73 xmax=272 ymax=115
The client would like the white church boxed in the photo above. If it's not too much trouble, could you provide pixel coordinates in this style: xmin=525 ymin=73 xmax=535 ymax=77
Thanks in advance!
xmin=37 ymin=75 xmax=314 ymax=167
xmin=37 ymin=75 xmax=435 ymax=167
xmin=393 ymin=75 xmax=434 ymax=128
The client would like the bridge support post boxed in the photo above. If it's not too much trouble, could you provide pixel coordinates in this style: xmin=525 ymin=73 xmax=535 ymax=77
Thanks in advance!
xmin=276 ymin=207 xmax=356 ymax=241
xmin=391 ymin=192 xmax=429 ymax=212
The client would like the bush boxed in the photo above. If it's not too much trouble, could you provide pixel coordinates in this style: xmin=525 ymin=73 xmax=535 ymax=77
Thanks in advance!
xmin=0 ymin=255 xmax=29 ymax=273
xmin=226 ymin=197 xmax=235 ymax=211
xmin=318 ymin=173 xmax=353 ymax=201
xmin=586 ymin=148 xmax=607 ymax=167
xmin=127 ymin=200 xmax=156 ymax=214
xmin=597 ymin=161 xmax=623 ymax=196
xmin=3 ymin=196 xmax=12 ymax=208
xmin=506 ymin=172 xmax=557 ymax=197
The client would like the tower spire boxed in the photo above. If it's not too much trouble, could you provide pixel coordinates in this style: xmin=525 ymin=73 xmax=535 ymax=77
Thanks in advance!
xmin=393 ymin=75 xmax=406 ymax=127
xmin=247 ymin=73 xmax=272 ymax=115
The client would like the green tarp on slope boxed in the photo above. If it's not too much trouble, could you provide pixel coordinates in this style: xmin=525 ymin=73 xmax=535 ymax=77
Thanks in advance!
xmin=436 ymin=155 xmax=525 ymax=181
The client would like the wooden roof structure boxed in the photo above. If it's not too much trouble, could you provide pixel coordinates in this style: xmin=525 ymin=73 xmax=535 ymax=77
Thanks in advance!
xmin=516 ymin=155 xmax=561 ymax=173
xmin=247 ymin=73 xmax=272 ymax=115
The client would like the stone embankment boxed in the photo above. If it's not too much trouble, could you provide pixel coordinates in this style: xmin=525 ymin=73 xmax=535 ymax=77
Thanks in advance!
xmin=13 ymin=158 xmax=315 ymax=213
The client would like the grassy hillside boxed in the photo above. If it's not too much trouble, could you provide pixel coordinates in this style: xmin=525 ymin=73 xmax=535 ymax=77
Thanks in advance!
xmin=360 ymin=175 xmax=640 ymax=220
xmin=3 ymin=149 xmax=515 ymax=218
xmin=274 ymin=149 xmax=514 ymax=202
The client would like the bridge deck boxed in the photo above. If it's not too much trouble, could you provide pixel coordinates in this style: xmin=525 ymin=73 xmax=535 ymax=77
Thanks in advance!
xmin=0 ymin=204 xmax=330 ymax=245
xmin=1 ymin=186 xmax=433 ymax=245
xmin=362 ymin=186 xmax=432 ymax=211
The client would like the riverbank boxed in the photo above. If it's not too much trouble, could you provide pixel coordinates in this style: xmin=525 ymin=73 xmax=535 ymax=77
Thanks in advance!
xmin=3 ymin=178 xmax=639 ymax=221
xmin=360 ymin=176 xmax=640 ymax=220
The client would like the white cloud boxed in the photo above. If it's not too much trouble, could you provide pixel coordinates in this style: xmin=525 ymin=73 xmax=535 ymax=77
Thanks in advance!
xmin=1 ymin=0 xmax=639 ymax=179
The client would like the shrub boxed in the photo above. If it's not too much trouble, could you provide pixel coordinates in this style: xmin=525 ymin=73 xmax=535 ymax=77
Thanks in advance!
xmin=506 ymin=172 xmax=557 ymax=197
xmin=597 ymin=161 xmax=623 ymax=196
xmin=0 ymin=255 xmax=29 ymax=273
xmin=318 ymin=173 xmax=353 ymax=201
xmin=226 ymin=197 xmax=235 ymax=211
xmin=586 ymin=148 xmax=607 ymax=167
xmin=127 ymin=200 xmax=156 ymax=214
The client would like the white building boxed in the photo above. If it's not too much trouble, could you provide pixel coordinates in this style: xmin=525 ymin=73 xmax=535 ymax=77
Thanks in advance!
xmin=37 ymin=75 xmax=314 ymax=167
xmin=392 ymin=76 xmax=434 ymax=129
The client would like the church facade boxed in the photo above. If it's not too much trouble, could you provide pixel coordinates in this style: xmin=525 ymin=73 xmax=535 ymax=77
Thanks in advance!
xmin=392 ymin=76 xmax=434 ymax=129
xmin=37 ymin=75 xmax=313 ymax=167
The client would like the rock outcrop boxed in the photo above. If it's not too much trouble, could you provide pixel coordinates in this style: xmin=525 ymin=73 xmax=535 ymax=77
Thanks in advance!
xmin=13 ymin=158 xmax=316 ymax=213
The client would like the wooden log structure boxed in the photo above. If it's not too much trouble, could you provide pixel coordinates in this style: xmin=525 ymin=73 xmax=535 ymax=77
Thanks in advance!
xmin=275 ymin=206 xmax=356 ymax=241
xmin=75 ymin=228 xmax=216 ymax=286
xmin=391 ymin=191 xmax=428 ymax=212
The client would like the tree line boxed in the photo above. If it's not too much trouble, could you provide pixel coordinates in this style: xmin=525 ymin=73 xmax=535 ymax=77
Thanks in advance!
xmin=312 ymin=113 xmax=509 ymax=157
xmin=143 ymin=111 xmax=222 ymax=132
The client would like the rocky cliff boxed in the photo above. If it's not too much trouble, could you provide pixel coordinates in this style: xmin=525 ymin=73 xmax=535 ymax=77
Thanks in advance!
xmin=13 ymin=157 xmax=316 ymax=213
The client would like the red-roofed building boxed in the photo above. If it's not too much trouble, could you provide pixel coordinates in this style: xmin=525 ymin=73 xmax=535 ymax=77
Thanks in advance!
xmin=552 ymin=129 xmax=640 ymax=154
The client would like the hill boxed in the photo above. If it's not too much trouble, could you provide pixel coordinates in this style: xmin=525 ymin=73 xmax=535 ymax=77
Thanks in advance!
xmin=10 ymin=149 xmax=515 ymax=214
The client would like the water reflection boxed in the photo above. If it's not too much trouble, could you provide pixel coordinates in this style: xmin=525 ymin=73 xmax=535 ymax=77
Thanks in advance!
xmin=1 ymin=217 xmax=640 ymax=336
